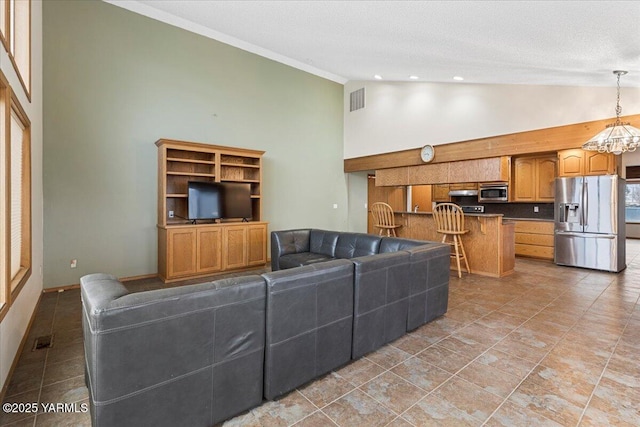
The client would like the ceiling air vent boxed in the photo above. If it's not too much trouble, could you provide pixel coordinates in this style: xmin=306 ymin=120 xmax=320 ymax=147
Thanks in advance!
xmin=350 ymin=88 xmax=365 ymax=112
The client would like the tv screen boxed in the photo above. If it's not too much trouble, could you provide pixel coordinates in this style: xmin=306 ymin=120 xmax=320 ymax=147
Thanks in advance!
xmin=188 ymin=181 xmax=222 ymax=220
xmin=221 ymin=182 xmax=252 ymax=220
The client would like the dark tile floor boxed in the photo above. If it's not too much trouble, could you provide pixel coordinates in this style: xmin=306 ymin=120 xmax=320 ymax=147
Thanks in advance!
xmin=1 ymin=242 xmax=640 ymax=426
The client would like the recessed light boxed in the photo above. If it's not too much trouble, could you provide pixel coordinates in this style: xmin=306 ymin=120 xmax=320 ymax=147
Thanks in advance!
xmin=409 ymin=75 xmax=419 ymax=80
xmin=453 ymin=76 xmax=464 ymax=81
xmin=374 ymin=75 xmax=383 ymax=80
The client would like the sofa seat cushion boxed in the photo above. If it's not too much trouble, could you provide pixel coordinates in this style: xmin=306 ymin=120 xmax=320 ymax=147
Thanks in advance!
xmin=278 ymin=252 xmax=334 ymax=269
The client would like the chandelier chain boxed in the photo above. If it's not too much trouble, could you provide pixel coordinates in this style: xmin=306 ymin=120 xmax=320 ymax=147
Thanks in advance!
xmin=615 ymin=71 xmax=622 ymax=121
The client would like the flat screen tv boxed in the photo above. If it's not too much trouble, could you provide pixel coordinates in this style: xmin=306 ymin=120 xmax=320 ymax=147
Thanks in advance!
xmin=188 ymin=181 xmax=222 ymax=221
xmin=221 ymin=182 xmax=252 ymax=220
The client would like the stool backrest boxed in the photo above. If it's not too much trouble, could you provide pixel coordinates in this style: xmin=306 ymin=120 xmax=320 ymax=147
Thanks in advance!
xmin=371 ymin=202 xmax=396 ymax=228
xmin=433 ymin=203 xmax=465 ymax=233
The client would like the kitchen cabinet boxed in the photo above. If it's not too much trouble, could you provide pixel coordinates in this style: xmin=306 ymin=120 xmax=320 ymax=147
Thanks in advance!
xmin=514 ymin=220 xmax=554 ymax=260
xmin=557 ymin=149 xmax=616 ymax=176
xmin=449 ymin=183 xmax=478 ymax=191
xmin=376 ymin=156 xmax=511 ymax=187
xmin=432 ymin=184 xmax=450 ymax=202
xmin=512 ymin=155 xmax=556 ymax=202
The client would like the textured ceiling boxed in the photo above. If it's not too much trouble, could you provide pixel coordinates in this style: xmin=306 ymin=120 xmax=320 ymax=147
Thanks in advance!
xmin=111 ymin=0 xmax=640 ymax=87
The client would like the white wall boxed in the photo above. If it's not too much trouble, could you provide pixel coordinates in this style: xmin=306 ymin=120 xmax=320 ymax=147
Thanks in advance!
xmin=344 ymin=81 xmax=640 ymax=159
xmin=0 ymin=2 xmax=44 ymax=391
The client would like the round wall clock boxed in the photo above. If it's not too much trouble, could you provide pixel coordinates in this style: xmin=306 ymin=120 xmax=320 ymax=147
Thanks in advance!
xmin=420 ymin=145 xmax=435 ymax=163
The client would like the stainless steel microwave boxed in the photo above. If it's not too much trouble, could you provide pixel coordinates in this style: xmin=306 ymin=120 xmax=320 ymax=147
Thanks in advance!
xmin=478 ymin=184 xmax=508 ymax=202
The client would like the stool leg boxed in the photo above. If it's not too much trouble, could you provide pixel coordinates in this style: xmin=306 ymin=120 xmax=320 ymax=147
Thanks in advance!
xmin=453 ymin=235 xmax=462 ymax=278
xmin=458 ymin=237 xmax=470 ymax=275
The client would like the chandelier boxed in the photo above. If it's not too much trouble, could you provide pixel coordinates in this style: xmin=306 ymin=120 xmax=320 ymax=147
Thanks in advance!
xmin=582 ymin=70 xmax=640 ymax=155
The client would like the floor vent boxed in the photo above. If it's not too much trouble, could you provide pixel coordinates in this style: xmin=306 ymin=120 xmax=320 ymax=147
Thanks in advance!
xmin=350 ymin=88 xmax=365 ymax=112
xmin=32 ymin=335 xmax=54 ymax=351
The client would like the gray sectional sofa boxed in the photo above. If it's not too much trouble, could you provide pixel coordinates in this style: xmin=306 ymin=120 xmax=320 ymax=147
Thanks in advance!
xmin=81 ymin=229 xmax=450 ymax=427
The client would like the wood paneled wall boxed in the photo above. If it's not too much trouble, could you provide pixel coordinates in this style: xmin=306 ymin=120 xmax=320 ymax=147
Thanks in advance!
xmin=344 ymin=114 xmax=640 ymax=172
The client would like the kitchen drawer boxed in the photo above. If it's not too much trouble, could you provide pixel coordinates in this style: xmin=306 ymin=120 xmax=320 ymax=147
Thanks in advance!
xmin=515 ymin=232 xmax=554 ymax=247
xmin=515 ymin=244 xmax=554 ymax=259
xmin=514 ymin=220 xmax=554 ymax=235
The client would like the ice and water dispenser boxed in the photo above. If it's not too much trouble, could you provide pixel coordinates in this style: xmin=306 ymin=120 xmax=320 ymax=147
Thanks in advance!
xmin=558 ymin=203 xmax=580 ymax=224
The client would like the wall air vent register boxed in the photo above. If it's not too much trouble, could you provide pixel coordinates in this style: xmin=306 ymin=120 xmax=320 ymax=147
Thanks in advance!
xmin=350 ymin=87 xmax=365 ymax=112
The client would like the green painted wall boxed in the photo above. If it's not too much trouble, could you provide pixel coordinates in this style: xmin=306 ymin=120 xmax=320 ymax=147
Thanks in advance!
xmin=43 ymin=0 xmax=345 ymax=287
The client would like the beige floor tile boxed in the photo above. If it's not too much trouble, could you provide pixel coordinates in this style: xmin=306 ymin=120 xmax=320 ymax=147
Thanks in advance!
xmin=402 ymin=394 xmax=481 ymax=427
xmin=359 ymin=371 xmax=424 ymax=414
xmin=322 ymin=389 xmax=396 ymax=427
xmin=433 ymin=376 xmax=503 ymax=422
xmin=298 ymin=372 xmax=354 ymax=408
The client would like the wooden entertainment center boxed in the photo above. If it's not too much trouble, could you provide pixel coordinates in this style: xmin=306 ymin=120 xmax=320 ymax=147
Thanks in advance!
xmin=156 ymin=139 xmax=268 ymax=282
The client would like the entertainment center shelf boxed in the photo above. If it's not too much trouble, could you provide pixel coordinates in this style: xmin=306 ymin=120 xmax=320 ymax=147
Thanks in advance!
xmin=156 ymin=139 xmax=268 ymax=282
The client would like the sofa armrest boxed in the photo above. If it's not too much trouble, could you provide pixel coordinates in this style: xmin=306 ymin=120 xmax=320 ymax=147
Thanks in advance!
xmin=270 ymin=229 xmax=311 ymax=271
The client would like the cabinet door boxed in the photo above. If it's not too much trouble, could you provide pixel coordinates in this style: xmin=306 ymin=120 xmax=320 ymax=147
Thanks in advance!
xmin=513 ymin=157 xmax=536 ymax=201
xmin=557 ymin=150 xmax=584 ymax=177
xmin=197 ymin=227 xmax=222 ymax=273
xmin=167 ymin=228 xmax=197 ymax=278
xmin=584 ymin=151 xmax=615 ymax=175
xmin=247 ymin=224 xmax=267 ymax=266
xmin=432 ymin=184 xmax=450 ymax=202
xmin=536 ymin=157 xmax=557 ymax=201
xmin=223 ymin=226 xmax=248 ymax=270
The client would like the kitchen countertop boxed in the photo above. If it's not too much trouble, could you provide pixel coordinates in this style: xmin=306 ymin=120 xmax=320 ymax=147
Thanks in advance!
xmin=396 ymin=211 xmax=504 ymax=218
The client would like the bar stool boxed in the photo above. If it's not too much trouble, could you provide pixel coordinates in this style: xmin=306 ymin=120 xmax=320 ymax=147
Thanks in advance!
xmin=433 ymin=203 xmax=470 ymax=278
xmin=371 ymin=202 xmax=401 ymax=237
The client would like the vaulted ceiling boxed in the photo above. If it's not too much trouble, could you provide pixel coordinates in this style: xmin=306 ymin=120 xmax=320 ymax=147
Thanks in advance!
xmin=110 ymin=1 xmax=640 ymax=87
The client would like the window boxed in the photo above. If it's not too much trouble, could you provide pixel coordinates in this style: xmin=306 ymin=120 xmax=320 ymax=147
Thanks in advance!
xmin=626 ymin=181 xmax=640 ymax=223
xmin=0 ymin=1 xmax=7 ymax=46
xmin=9 ymin=96 xmax=30 ymax=295
xmin=0 ymin=0 xmax=30 ymax=99
xmin=0 ymin=71 xmax=30 ymax=320
xmin=625 ymin=166 xmax=640 ymax=223
xmin=0 ymin=72 xmax=6 ymax=317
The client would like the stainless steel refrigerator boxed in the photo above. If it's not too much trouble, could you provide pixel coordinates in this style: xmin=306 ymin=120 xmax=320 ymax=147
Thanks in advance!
xmin=554 ymin=175 xmax=626 ymax=272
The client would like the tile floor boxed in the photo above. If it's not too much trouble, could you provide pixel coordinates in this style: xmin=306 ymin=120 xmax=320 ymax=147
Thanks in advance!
xmin=1 ymin=241 xmax=640 ymax=426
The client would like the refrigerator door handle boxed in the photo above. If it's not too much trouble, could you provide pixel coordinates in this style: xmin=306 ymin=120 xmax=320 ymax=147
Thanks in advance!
xmin=582 ymin=180 xmax=588 ymax=227
xmin=556 ymin=232 xmax=615 ymax=239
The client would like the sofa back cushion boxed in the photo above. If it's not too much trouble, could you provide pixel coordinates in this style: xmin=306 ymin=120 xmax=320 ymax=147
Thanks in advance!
xmin=379 ymin=237 xmax=430 ymax=253
xmin=309 ymin=229 xmax=340 ymax=257
xmin=271 ymin=229 xmax=311 ymax=256
xmin=335 ymin=233 xmax=382 ymax=259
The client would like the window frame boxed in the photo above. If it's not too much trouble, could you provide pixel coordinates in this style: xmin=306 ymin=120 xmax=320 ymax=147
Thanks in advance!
xmin=0 ymin=69 xmax=30 ymax=322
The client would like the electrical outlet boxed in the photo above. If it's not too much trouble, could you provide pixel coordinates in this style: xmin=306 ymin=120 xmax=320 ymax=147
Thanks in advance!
xmin=333 ymin=204 xmax=338 ymax=209
xmin=70 ymin=259 xmax=77 ymax=269
xmin=534 ymin=206 xmax=539 ymax=213
xmin=168 ymin=210 xmax=175 ymax=218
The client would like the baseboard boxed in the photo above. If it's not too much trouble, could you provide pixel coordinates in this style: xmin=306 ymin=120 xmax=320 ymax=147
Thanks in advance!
xmin=42 ymin=273 xmax=159 ymax=293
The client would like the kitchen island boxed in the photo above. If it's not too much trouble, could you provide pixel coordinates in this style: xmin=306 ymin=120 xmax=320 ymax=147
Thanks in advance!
xmin=394 ymin=211 xmax=515 ymax=277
